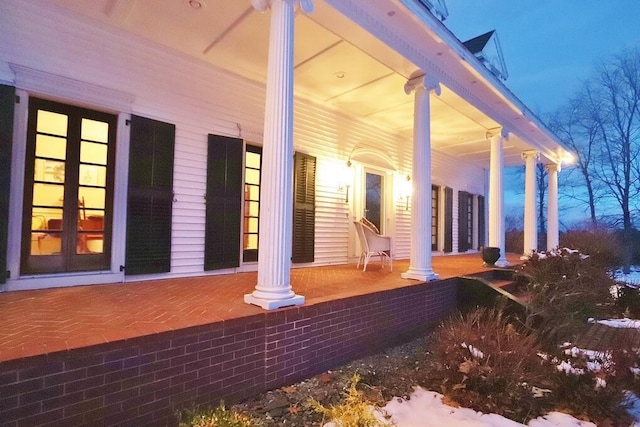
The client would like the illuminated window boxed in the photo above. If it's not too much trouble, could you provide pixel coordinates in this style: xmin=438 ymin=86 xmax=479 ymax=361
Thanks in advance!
xmin=243 ymin=145 xmax=261 ymax=262
xmin=21 ymin=98 xmax=116 ymax=274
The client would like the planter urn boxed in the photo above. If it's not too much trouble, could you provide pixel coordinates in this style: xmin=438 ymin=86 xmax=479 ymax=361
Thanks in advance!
xmin=481 ymin=246 xmax=501 ymax=266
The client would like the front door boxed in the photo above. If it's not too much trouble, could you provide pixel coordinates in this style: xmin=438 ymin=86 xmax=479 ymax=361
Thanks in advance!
xmin=21 ymin=98 xmax=116 ymax=274
xmin=365 ymin=171 xmax=384 ymax=232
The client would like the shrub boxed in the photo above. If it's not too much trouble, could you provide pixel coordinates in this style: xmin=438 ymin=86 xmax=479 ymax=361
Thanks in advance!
xmin=548 ymin=340 xmax=639 ymax=425
xmin=309 ymin=374 xmax=385 ymax=427
xmin=519 ymin=249 xmax=617 ymax=348
xmin=177 ymin=405 xmax=262 ymax=427
xmin=429 ymin=307 xmax=553 ymax=421
xmin=615 ymin=285 xmax=640 ymax=318
xmin=560 ymin=228 xmax=623 ymax=269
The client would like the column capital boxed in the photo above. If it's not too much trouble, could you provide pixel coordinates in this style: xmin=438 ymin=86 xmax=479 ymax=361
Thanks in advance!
xmin=546 ymin=162 xmax=561 ymax=173
xmin=486 ymin=127 xmax=509 ymax=140
xmin=404 ymin=70 xmax=441 ymax=96
xmin=252 ymin=0 xmax=314 ymax=13
xmin=521 ymin=150 xmax=539 ymax=162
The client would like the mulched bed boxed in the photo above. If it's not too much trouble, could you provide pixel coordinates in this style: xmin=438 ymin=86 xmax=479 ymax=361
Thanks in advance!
xmin=230 ymin=333 xmax=436 ymax=426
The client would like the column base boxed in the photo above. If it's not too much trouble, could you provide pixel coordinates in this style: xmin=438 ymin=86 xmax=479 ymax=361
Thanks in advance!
xmin=401 ymin=270 xmax=440 ymax=282
xmin=244 ymin=293 xmax=305 ymax=310
xmin=495 ymin=259 xmax=511 ymax=268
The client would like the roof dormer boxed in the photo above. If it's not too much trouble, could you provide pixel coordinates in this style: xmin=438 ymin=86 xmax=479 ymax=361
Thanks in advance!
xmin=463 ymin=30 xmax=509 ymax=81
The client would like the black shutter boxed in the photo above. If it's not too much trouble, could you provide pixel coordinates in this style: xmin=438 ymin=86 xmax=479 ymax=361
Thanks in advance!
xmin=125 ymin=115 xmax=175 ymax=275
xmin=458 ymin=191 xmax=469 ymax=252
xmin=443 ymin=187 xmax=453 ymax=253
xmin=204 ymin=135 xmax=242 ymax=270
xmin=292 ymin=152 xmax=316 ymax=263
xmin=478 ymin=195 xmax=485 ymax=249
xmin=0 ymin=85 xmax=15 ymax=284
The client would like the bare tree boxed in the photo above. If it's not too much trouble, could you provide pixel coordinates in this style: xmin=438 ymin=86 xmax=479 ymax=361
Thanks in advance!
xmin=547 ymin=92 xmax=603 ymax=225
xmin=590 ymin=48 xmax=640 ymax=272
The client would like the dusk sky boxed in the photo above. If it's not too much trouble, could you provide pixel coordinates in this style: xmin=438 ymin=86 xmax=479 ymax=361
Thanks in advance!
xmin=443 ymin=1 xmax=640 ymax=226
xmin=445 ymin=0 xmax=640 ymax=115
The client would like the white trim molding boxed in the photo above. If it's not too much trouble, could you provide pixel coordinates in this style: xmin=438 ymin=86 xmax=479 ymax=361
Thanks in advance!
xmin=10 ymin=64 xmax=134 ymax=112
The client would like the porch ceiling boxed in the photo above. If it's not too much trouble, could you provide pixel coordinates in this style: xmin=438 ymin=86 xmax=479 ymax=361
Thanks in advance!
xmin=46 ymin=0 xmax=543 ymax=167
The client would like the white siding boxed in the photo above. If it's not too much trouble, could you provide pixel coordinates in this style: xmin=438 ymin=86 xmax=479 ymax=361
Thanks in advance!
xmin=1 ymin=1 xmax=487 ymax=287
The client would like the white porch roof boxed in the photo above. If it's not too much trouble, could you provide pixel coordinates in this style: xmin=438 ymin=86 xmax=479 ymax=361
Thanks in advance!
xmin=46 ymin=0 xmax=569 ymax=166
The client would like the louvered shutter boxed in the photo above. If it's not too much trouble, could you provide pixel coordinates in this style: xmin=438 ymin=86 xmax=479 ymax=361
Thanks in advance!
xmin=478 ymin=195 xmax=485 ymax=249
xmin=204 ymin=135 xmax=242 ymax=270
xmin=458 ymin=191 xmax=470 ymax=252
xmin=125 ymin=116 xmax=175 ymax=275
xmin=0 ymin=85 xmax=15 ymax=284
xmin=444 ymin=187 xmax=453 ymax=253
xmin=292 ymin=153 xmax=316 ymax=263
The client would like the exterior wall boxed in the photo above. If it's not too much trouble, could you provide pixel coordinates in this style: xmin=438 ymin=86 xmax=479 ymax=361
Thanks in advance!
xmin=0 ymin=1 xmax=486 ymax=290
xmin=0 ymin=279 xmax=458 ymax=427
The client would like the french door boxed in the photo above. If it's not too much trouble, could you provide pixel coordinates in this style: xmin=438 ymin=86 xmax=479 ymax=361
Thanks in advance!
xmin=365 ymin=171 xmax=384 ymax=232
xmin=21 ymin=98 xmax=116 ymax=274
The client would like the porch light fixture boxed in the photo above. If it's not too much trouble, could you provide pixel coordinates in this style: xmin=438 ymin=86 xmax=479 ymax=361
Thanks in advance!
xmin=339 ymin=160 xmax=352 ymax=203
xmin=400 ymin=175 xmax=411 ymax=210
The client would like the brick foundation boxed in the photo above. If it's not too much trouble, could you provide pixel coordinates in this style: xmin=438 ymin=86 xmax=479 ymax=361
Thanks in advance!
xmin=0 ymin=279 xmax=457 ymax=426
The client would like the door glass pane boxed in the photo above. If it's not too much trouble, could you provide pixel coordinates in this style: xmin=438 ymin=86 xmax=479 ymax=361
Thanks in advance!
xmin=80 ymin=141 xmax=108 ymax=165
xmin=78 ymin=187 xmax=105 ymax=209
xmin=33 ymin=183 xmax=64 ymax=205
xmin=79 ymin=165 xmax=106 ymax=186
xmin=35 ymin=134 xmax=67 ymax=160
xmin=35 ymin=159 xmax=66 ymax=183
xmin=37 ymin=110 xmax=68 ymax=136
xmin=365 ymin=172 xmax=383 ymax=232
xmin=81 ymin=118 xmax=109 ymax=143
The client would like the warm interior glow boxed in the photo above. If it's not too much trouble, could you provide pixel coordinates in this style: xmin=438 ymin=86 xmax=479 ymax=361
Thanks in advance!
xmin=31 ymin=111 xmax=108 ymax=256
xmin=243 ymin=150 xmax=261 ymax=251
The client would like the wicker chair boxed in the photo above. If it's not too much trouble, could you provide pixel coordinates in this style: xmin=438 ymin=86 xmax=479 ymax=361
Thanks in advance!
xmin=353 ymin=221 xmax=392 ymax=271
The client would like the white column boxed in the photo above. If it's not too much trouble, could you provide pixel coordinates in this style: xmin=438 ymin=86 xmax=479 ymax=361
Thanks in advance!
xmin=488 ymin=129 xmax=510 ymax=267
xmin=245 ymin=0 xmax=311 ymax=310
xmin=522 ymin=150 xmax=538 ymax=256
xmin=401 ymin=71 xmax=439 ymax=282
xmin=546 ymin=163 xmax=560 ymax=251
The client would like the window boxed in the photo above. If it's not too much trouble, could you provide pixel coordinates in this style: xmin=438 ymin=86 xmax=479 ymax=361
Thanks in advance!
xmin=457 ymin=191 xmax=473 ymax=252
xmin=365 ymin=172 xmax=384 ymax=232
xmin=432 ymin=185 xmax=439 ymax=250
xmin=21 ymin=98 xmax=116 ymax=274
xmin=243 ymin=145 xmax=261 ymax=262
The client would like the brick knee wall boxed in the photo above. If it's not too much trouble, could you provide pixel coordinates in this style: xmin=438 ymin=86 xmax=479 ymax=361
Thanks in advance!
xmin=0 ymin=279 xmax=457 ymax=426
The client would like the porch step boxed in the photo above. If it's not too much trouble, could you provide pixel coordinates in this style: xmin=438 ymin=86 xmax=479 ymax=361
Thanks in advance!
xmin=458 ymin=269 xmax=530 ymax=313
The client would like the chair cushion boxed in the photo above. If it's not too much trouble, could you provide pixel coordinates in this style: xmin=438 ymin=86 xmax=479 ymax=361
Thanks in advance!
xmin=360 ymin=217 xmax=380 ymax=234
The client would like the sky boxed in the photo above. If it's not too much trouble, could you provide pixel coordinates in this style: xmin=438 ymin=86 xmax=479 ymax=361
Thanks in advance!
xmin=441 ymin=1 xmax=640 ymax=226
xmin=443 ymin=0 xmax=640 ymax=115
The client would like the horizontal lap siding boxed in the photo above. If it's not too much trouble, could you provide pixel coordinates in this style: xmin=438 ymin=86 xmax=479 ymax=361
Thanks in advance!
xmin=1 ymin=1 xmax=488 ymax=278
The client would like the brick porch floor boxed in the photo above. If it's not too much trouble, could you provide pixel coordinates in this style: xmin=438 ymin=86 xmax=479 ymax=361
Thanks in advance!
xmin=0 ymin=253 xmax=522 ymax=363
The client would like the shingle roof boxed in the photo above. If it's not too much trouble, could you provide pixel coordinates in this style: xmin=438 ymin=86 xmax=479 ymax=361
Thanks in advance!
xmin=462 ymin=30 xmax=495 ymax=54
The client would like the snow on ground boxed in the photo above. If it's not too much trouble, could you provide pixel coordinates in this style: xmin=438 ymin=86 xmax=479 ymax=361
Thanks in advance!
xmin=589 ymin=317 xmax=640 ymax=329
xmin=366 ymin=315 xmax=640 ymax=427
xmin=614 ymin=266 xmax=640 ymax=287
xmin=376 ymin=387 xmax=597 ymax=427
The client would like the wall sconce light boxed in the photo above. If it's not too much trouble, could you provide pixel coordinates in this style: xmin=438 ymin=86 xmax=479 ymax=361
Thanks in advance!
xmin=400 ymin=175 xmax=411 ymax=210
xmin=339 ymin=160 xmax=352 ymax=203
